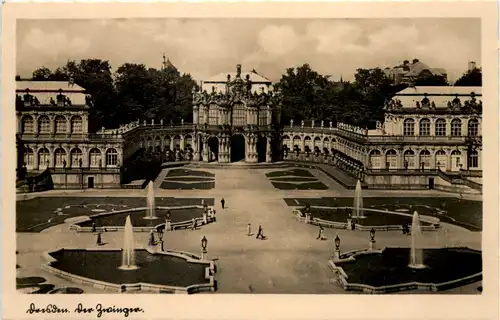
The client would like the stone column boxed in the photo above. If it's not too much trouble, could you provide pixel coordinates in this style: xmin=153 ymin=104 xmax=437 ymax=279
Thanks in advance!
xmin=193 ymin=106 xmax=199 ymax=125
xmin=266 ymin=136 xmax=272 ymax=162
xmin=202 ymin=136 xmax=209 ymax=162
xmin=193 ymin=134 xmax=200 ymax=161
xmin=180 ymin=136 xmax=185 ymax=151
xmin=170 ymin=139 xmax=174 ymax=151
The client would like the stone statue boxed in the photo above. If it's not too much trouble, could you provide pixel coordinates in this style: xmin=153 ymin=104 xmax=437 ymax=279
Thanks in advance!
xmin=62 ymin=159 xmax=67 ymax=168
xmin=236 ymin=64 xmax=242 ymax=78
xmin=329 ymin=121 xmax=333 ymax=128
xmin=143 ymin=120 xmax=146 ymax=126
xmin=301 ymin=120 xmax=304 ymax=128
xmin=311 ymin=120 xmax=315 ymax=128
xmin=181 ymin=119 xmax=184 ymax=126
xmin=160 ymin=119 xmax=164 ymax=126
xmin=321 ymin=120 xmax=324 ymax=128
xmin=290 ymin=119 xmax=294 ymax=128
xmin=151 ymin=119 xmax=154 ymax=126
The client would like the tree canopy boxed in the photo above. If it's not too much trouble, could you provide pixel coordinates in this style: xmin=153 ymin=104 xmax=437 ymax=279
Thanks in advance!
xmin=454 ymin=68 xmax=482 ymax=86
xmin=29 ymin=60 xmax=198 ymax=132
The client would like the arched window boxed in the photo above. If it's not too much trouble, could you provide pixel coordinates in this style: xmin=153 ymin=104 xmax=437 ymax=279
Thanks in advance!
xmin=173 ymin=135 xmax=181 ymax=150
xmin=468 ymin=150 xmax=479 ymax=168
xmin=163 ymin=136 xmax=171 ymax=151
xmin=304 ymin=136 xmax=312 ymax=149
xmin=451 ymin=119 xmax=462 ymax=136
xmin=323 ymin=137 xmax=330 ymax=150
xmin=70 ymin=148 xmax=83 ymax=167
xmin=451 ymin=150 xmax=462 ymax=171
xmin=38 ymin=116 xmax=51 ymax=134
xmin=23 ymin=148 xmax=34 ymax=168
xmin=71 ymin=116 xmax=83 ymax=134
xmin=89 ymin=148 xmax=102 ymax=167
xmin=38 ymin=148 xmax=50 ymax=168
xmin=21 ymin=116 xmax=34 ymax=133
xmin=54 ymin=116 xmax=67 ymax=134
xmin=385 ymin=149 xmax=397 ymax=169
xmin=369 ymin=150 xmax=382 ymax=169
xmin=184 ymin=135 xmax=193 ymax=150
xmin=282 ymin=135 xmax=290 ymax=150
xmin=147 ymin=137 xmax=153 ymax=153
xmin=403 ymin=149 xmax=415 ymax=169
xmin=403 ymin=119 xmax=415 ymax=136
xmin=155 ymin=137 xmax=161 ymax=153
xmin=106 ymin=148 xmax=118 ymax=166
xmin=435 ymin=150 xmax=447 ymax=170
xmin=54 ymin=148 xmax=67 ymax=168
xmin=419 ymin=150 xmax=431 ymax=169
xmin=419 ymin=118 xmax=430 ymax=136
xmin=232 ymin=103 xmax=246 ymax=126
xmin=293 ymin=136 xmax=301 ymax=151
xmin=314 ymin=136 xmax=321 ymax=148
xmin=468 ymin=119 xmax=479 ymax=137
xmin=435 ymin=118 xmax=446 ymax=136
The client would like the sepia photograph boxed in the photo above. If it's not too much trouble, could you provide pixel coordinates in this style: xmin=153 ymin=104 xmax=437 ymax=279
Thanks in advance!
xmin=3 ymin=2 xmax=499 ymax=320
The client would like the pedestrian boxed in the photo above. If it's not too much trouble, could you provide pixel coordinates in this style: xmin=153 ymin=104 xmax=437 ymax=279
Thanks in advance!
xmin=316 ymin=226 xmax=324 ymax=240
xmin=91 ymin=221 xmax=97 ymax=233
xmin=221 ymin=198 xmax=225 ymax=209
xmin=191 ymin=218 xmax=197 ymax=231
xmin=148 ymin=230 xmax=155 ymax=246
xmin=247 ymin=223 xmax=252 ymax=236
xmin=256 ymin=224 xmax=264 ymax=240
xmin=96 ymin=232 xmax=103 ymax=245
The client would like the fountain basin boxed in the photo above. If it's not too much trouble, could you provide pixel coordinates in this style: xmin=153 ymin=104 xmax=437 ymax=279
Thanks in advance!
xmin=329 ymin=247 xmax=482 ymax=294
xmin=295 ymin=206 xmax=440 ymax=231
xmin=42 ymin=248 xmax=216 ymax=294
xmin=70 ymin=206 xmax=214 ymax=232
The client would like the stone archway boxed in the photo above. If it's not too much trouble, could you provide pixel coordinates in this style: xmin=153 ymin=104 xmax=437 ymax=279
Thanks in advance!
xmin=208 ymin=136 xmax=219 ymax=162
xmin=257 ymin=136 xmax=267 ymax=163
xmin=231 ymin=134 xmax=245 ymax=162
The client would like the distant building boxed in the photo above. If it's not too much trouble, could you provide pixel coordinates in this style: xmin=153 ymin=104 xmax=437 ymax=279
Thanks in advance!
xmin=384 ymin=58 xmax=447 ymax=85
xmin=16 ymin=80 xmax=122 ymax=189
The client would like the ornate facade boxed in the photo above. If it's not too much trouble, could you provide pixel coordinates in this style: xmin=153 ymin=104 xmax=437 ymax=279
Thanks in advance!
xmin=16 ymin=73 xmax=482 ymax=193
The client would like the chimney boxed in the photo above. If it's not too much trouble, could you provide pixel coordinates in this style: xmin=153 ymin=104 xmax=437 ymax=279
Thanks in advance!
xmin=468 ymin=61 xmax=477 ymax=71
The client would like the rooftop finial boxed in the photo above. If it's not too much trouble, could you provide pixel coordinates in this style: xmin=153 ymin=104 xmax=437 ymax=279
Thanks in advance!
xmin=162 ymin=53 xmax=167 ymax=70
xmin=236 ymin=64 xmax=242 ymax=78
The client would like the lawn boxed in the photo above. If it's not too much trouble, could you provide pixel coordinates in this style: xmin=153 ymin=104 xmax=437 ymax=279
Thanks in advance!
xmin=16 ymin=197 xmax=214 ymax=232
xmin=160 ymin=182 xmax=215 ymax=190
xmin=166 ymin=169 xmax=215 ymax=178
xmin=163 ymin=177 xmax=216 ymax=182
xmin=284 ymin=197 xmax=482 ymax=231
xmin=76 ymin=208 xmax=205 ymax=228
xmin=304 ymin=207 xmax=432 ymax=227
xmin=271 ymin=182 xmax=328 ymax=190
xmin=265 ymin=169 xmax=315 ymax=178
xmin=270 ymin=177 xmax=318 ymax=182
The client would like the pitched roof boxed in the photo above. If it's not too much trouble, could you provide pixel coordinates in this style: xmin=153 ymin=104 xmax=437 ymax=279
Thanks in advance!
xmin=396 ymin=86 xmax=481 ymax=96
xmin=16 ymin=81 xmax=86 ymax=92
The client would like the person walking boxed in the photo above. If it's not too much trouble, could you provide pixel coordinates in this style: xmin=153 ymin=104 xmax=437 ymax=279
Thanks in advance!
xmin=256 ymin=224 xmax=264 ymax=240
xmin=221 ymin=198 xmax=226 ymax=209
xmin=191 ymin=218 xmax=197 ymax=231
xmin=316 ymin=226 xmax=325 ymax=240
xmin=247 ymin=223 xmax=252 ymax=236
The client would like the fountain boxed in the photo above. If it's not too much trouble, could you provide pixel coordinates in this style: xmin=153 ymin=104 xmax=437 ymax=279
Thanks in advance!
xmin=352 ymin=180 xmax=364 ymax=218
xmin=409 ymin=211 xmax=426 ymax=269
xmin=144 ymin=181 xmax=157 ymax=220
xmin=118 ymin=215 xmax=138 ymax=270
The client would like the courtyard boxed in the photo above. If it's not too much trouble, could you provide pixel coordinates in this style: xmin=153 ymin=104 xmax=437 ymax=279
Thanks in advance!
xmin=16 ymin=166 xmax=482 ymax=294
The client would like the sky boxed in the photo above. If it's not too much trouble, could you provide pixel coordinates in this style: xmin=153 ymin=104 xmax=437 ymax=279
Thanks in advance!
xmin=17 ymin=18 xmax=481 ymax=83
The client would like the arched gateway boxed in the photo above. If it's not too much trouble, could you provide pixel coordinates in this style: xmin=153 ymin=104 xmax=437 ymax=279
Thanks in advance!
xmin=191 ymin=64 xmax=279 ymax=164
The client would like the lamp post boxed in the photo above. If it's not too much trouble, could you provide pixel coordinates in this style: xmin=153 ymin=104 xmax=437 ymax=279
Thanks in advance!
xmin=333 ymin=235 xmax=341 ymax=261
xmin=369 ymin=227 xmax=376 ymax=251
xmin=201 ymin=236 xmax=208 ymax=260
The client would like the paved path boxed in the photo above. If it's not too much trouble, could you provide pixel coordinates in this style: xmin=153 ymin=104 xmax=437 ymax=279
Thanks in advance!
xmin=16 ymin=167 xmax=482 ymax=294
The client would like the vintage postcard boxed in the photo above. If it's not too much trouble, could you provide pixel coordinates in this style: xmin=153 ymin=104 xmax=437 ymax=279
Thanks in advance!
xmin=2 ymin=1 xmax=499 ymax=319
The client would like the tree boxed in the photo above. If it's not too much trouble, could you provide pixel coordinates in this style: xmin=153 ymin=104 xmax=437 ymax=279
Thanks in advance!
xmin=274 ymin=64 xmax=335 ymax=124
xmin=32 ymin=67 xmax=53 ymax=81
xmin=414 ymin=73 xmax=449 ymax=86
xmin=352 ymin=68 xmax=400 ymax=128
xmin=454 ymin=68 xmax=482 ymax=86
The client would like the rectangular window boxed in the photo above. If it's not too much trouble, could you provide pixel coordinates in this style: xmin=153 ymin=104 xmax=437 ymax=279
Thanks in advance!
xmin=209 ymin=108 xmax=218 ymax=125
xmin=259 ymin=108 xmax=268 ymax=126
xmin=232 ymin=104 xmax=246 ymax=126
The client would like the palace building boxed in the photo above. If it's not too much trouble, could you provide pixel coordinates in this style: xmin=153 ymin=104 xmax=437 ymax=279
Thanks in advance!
xmin=15 ymin=64 xmax=482 ymax=194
